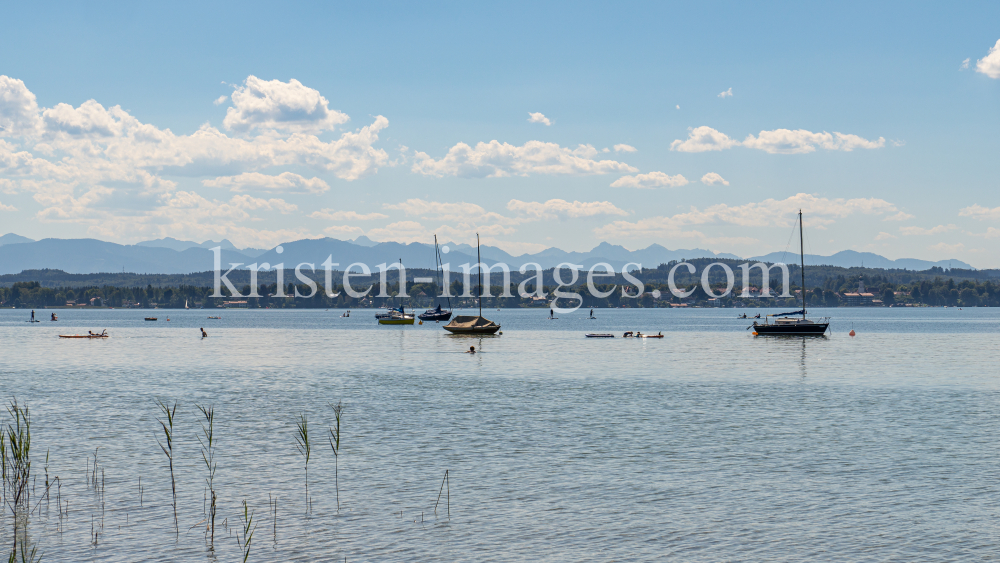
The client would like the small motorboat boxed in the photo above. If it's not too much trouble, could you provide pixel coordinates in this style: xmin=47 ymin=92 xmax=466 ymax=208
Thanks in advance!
xmin=145 ymin=317 xmax=157 ymax=321
xmin=639 ymin=333 xmax=664 ymax=339
xmin=585 ymin=333 xmax=614 ymax=338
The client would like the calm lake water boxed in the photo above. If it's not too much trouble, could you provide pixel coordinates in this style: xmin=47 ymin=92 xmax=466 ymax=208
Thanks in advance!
xmin=1 ymin=306 xmax=999 ymax=561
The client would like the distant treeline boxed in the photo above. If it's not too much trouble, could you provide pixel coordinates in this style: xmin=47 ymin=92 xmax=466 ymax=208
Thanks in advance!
xmin=2 ymin=259 xmax=999 ymax=308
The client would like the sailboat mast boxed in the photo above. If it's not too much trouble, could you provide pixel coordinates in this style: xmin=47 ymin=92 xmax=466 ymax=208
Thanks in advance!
xmin=476 ymin=233 xmax=483 ymax=316
xmin=799 ymin=210 xmax=806 ymax=319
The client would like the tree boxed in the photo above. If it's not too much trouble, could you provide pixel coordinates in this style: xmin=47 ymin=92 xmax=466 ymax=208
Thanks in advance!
xmin=882 ymin=288 xmax=895 ymax=305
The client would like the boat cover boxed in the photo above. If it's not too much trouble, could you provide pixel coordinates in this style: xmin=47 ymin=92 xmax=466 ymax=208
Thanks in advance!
xmin=445 ymin=315 xmax=499 ymax=329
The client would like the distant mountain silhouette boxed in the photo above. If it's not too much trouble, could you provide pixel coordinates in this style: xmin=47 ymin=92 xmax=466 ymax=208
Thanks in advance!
xmin=0 ymin=233 xmax=34 ymax=246
xmin=750 ymin=249 xmax=971 ymax=270
xmin=0 ymin=233 xmax=975 ymax=275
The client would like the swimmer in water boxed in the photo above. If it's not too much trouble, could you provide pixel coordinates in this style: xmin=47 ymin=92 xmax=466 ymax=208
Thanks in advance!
xmin=467 ymin=346 xmax=476 ymax=354
xmin=200 ymin=328 xmax=208 ymax=338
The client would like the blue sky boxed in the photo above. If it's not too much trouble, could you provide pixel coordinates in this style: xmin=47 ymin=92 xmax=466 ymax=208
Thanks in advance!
xmin=1 ymin=1 xmax=998 ymax=265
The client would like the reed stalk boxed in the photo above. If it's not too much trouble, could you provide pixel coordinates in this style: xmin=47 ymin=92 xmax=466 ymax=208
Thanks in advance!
xmin=196 ymin=404 xmax=218 ymax=543
xmin=328 ymin=401 xmax=343 ymax=512
xmin=294 ymin=414 xmax=311 ymax=513
xmin=3 ymin=400 xmax=40 ymax=562
xmin=236 ymin=499 xmax=257 ymax=563
xmin=154 ymin=399 xmax=178 ymax=533
xmin=434 ymin=470 xmax=450 ymax=518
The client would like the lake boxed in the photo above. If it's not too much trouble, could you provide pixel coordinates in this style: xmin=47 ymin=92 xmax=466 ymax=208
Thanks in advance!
xmin=1 ymin=306 xmax=998 ymax=561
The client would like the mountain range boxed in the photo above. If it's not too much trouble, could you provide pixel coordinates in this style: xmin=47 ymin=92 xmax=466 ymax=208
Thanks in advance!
xmin=0 ymin=233 xmax=974 ymax=275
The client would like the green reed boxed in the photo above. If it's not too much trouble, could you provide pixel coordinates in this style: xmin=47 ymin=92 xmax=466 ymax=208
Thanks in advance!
xmin=3 ymin=400 xmax=40 ymax=562
xmin=328 ymin=401 xmax=343 ymax=512
xmin=294 ymin=414 xmax=311 ymax=513
xmin=154 ymin=399 xmax=178 ymax=532
xmin=236 ymin=499 xmax=257 ymax=563
xmin=196 ymin=404 xmax=218 ymax=544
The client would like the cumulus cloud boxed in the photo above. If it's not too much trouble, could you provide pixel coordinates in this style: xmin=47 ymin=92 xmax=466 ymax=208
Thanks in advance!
xmin=310 ymin=208 xmax=388 ymax=221
xmin=670 ymin=125 xmax=885 ymax=154
xmin=527 ymin=112 xmax=552 ymax=126
xmin=968 ymin=227 xmax=1000 ymax=239
xmin=385 ymin=199 xmax=512 ymax=224
xmin=700 ymin=172 xmax=729 ymax=186
xmin=670 ymin=126 xmax=741 ymax=152
xmin=505 ymin=199 xmax=628 ymax=219
xmin=960 ymin=58 xmax=970 ymax=70
xmin=323 ymin=225 xmax=366 ymax=238
xmin=874 ymin=231 xmax=897 ymax=241
xmin=976 ymin=39 xmax=1000 ymax=79
xmin=718 ymin=87 xmax=733 ymax=98
xmin=0 ymin=200 xmax=15 ymax=211
xmin=743 ymin=129 xmax=885 ymax=154
xmin=959 ymin=204 xmax=1000 ymax=220
xmin=411 ymin=140 xmax=637 ymax=178
xmin=0 ymin=76 xmax=40 ymax=136
xmin=213 ymin=96 xmax=228 ymax=106
xmin=899 ymin=224 xmax=957 ymax=236
xmin=929 ymin=242 xmax=965 ymax=253
xmin=202 ymin=172 xmax=330 ymax=194
xmin=0 ymin=74 xmax=391 ymax=247
xmin=594 ymin=193 xmax=906 ymax=238
xmin=223 ymin=76 xmax=350 ymax=133
xmin=611 ymin=171 xmax=689 ymax=189
xmin=613 ymin=144 xmax=637 ymax=152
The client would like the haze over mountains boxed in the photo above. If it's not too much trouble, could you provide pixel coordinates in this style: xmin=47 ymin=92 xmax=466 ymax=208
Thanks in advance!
xmin=0 ymin=233 xmax=974 ymax=275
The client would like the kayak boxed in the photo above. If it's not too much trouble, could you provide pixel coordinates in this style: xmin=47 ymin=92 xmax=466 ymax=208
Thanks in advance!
xmin=585 ymin=334 xmax=614 ymax=338
xmin=59 ymin=335 xmax=108 ymax=339
xmin=638 ymin=334 xmax=664 ymax=338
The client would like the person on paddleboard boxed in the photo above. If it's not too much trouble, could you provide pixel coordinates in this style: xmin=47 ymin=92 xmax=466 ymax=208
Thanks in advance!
xmin=31 ymin=310 xmax=35 ymax=321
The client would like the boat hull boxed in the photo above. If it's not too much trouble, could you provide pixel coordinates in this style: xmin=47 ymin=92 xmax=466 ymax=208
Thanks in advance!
xmin=418 ymin=310 xmax=453 ymax=321
xmin=378 ymin=318 xmax=415 ymax=325
xmin=443 ymin=325 xmax=501 ymax=334
xmin=753 ymin=323 xmax=829 ymax=336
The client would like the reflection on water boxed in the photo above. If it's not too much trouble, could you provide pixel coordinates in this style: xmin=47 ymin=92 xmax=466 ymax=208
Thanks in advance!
xmin=0 ymin=308 xmax=998 ymax=561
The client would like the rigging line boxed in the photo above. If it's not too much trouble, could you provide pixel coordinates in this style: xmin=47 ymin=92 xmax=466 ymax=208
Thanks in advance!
xmin=780 ymin=219 xmax=798 ymax=266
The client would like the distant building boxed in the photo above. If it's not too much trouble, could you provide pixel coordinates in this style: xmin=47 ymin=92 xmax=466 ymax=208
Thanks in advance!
xmin=841 ymin=275 xmax=878 ymax=306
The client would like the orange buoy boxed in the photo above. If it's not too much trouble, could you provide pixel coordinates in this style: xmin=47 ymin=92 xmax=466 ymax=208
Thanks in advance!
xmin=849 ymin=329 xmax=856 ymax=337
xmin=751 ymin=331 xmax=758 ymax=336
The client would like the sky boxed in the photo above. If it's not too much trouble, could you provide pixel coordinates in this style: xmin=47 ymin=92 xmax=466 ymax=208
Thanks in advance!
xmin=0 ymin=1 xmax=998 ymax=265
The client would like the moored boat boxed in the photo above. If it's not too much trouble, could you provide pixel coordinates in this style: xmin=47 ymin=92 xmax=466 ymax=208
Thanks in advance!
xmin=443 ymin=234 xmax=501 ymax=335
xmin=419 ymin=235 xmax=453 ymax=322
xmin=752 ymin=210 xmax=830 ymax=336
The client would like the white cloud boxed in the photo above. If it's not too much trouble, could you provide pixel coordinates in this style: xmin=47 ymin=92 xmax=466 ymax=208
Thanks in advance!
xmin=675 ymin=105 xmax=680 ymax=110
xmin=874 ymin=231 xmax=897 ymax=241
xmin=959 ymin=204 xmax=1000 ymax=220
xmin=929 ymin=242 xmax=965 ymax=254
xmin=611 ymin=171 xmax=689 ymax=189
xmin=884 ymin=211 xmax=914 ymax=221
xmin=527 ymin=112 xmax=552 ymax=126
xmin=203 ymin=172 xmax=330 ymax=194
xmin=613 ymin=144 xmax=637 ymax=152
xmin=323 ymin=225 xmax=366 ymax=238
xmin=899 ymin=224 xmax=957 ymax=236
xmin=968 ymin=227 xmax=1000 ymax=239
xmin=411 ymin=140 xmax=637 ymax=178
xmin=670 ymin=126 xmax=740 ymax=152
xmin=0 ymin=76 xmax=40 ymax=137
xmin=505 ymin=199 xmax=628 ymax=219
xmin=743 ymin=129 xmax=885 ymax=154
xmin=367 ymin=220 xmax=431 ymax=243
xmin=670 ymin=125 xmax=885 ymax=154
xmin=223 ymin=76 xmax=350 ymax=133
xmin=960 ymin=58 xmax=970 ymax=70
xmin=0 ymin=74 xmax=394 ymax=246
xmin=213 ymin=96 xmax=228 ymax=106
xmin=594 ymin=193 xmax=906 ymax=238
xmin=310 ymin=208 xmax=388 ymax=221
xmin=718 ymin=87 xmax=733 ymax=98
xmin=385 ymin=199 xmax=512 ymax=224
xmin=975 ymin=39 xmax=1000 ymax=79
xmin=700 ymin=172 xmax=729 ymax=186
xmin=0 ymin=200 xmax=15 ymax=211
